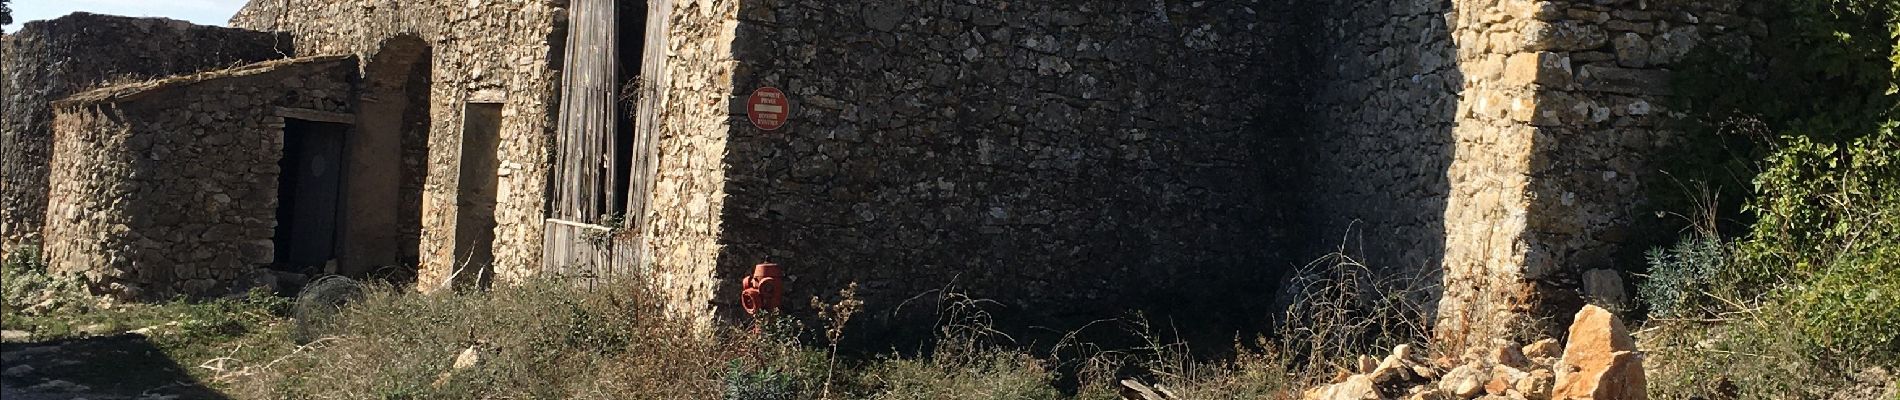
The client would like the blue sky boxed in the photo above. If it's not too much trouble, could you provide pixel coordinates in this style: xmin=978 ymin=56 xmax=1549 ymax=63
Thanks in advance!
xmin=6 ymin=0 xmax=251 ymax=33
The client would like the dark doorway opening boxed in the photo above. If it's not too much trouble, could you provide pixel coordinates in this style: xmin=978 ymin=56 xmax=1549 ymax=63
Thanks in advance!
xmin=609 ymin=0 xmax=649 ymax=218
xmin=274 ymin=119 xmax=349 ymax=271
xmin=452 ymin=102 xmax=503 ymax=287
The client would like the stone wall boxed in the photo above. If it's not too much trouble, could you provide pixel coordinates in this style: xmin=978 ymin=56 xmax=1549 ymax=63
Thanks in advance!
xmin=0 ymin=13 xmax=289 ymax=264
xmin=1512 ymin=0 xmax=1760 ymax=339
xmin=231 ymin=0 xmax=565 ymax=287
xmin=1432 ymin=0 xmax=1759 ymax=349
xmin=42 ymin=57 xmax=356 ymax=300
xmin=1290 ymin=0 xmax=1553 ymax=350
xmin=1296 ymin=0 xmax=1462 ymax=284
xmin=634 ymin=0 xmax=1303 ymax=334
xmin=186 ymin=0 xmax=1760 ymax=348
xmin=635 ymin=0 xmax=741 ymax=328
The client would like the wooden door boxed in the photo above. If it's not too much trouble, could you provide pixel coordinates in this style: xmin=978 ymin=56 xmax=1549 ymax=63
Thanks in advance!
xmin=275 ymin=119 xmax=349 ymax=270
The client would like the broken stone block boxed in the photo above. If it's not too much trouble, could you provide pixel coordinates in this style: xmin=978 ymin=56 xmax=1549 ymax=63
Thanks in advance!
xmin=1492 ymin=341 xmax=1532 ymax=369
xmin=1552 ymin=305 xmax=1645 ymax=400
xmin=1360 ymin=354 xmax=1382 ymax=374
xmin=1611 ymin=33 xmax=1651 ymax=68
xmin=1441 ymin=363 xmax=1490 ymax=399
xmin=1517 ymin=368 xmax=1556 ymax=400
xmin=1487 ymin=365 xmax=1528 ymax=395
xmin=1522 ymin=339 xmax=1562 ymax=360
xmin=1304 ymin=374 xmax=1382 ymax=400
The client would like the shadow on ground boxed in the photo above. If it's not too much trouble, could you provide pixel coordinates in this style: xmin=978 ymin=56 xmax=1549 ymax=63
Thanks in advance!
xmin=1 ymin=334 xmax=229 ymax=400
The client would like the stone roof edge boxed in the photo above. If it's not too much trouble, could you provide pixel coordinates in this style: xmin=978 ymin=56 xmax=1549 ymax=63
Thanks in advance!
xmin=53 ymin=55 xmax=355 ymax=108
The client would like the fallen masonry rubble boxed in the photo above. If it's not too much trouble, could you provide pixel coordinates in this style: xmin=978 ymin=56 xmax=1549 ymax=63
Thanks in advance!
xmin=1300 ymin=305 xmax=1643 ymax=400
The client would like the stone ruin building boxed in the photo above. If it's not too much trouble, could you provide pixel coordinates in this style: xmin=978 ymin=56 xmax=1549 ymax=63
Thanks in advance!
xmin=0 ymin=0 xmax=1759 ymax=349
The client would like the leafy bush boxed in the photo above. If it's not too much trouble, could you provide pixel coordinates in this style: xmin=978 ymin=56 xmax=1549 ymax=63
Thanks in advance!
xmin=1731 ymin=4 xmax=1900 ymax=360
xmin=1645 ymin=0 xmax=1900 ymax=395
xmin=1638 ymin=233 xmax=1730 ymax=319
xmin=1786 ymin=238 xmax=1900 ymax=359
xmin=722 ymin=362 xmax=799 ymax=400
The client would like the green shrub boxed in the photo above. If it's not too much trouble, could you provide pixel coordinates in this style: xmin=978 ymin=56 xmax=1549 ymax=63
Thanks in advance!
xmin=722 ymin=361 xmax=799 ymax=400
xmin=860 ymin=349 xmax=1063 ymax=400
xmin=1639 ymin=234 xmax=1731 ymax=319
xmin=1647 ymin=0 xmax=1900 ymax=393
xmin=1742 ymin=95 xmax=1900 ymax=364
xmin=1788 ymin=242 xmax=1900 ymax=359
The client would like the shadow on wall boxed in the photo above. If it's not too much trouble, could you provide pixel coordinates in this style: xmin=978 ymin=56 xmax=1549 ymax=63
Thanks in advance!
xmin=1281 ymin=0 xmax=1460 ymax=322
xmin=710 ymin=0 xmax=1340 ymax=352
xmin=352 ymin=33 xmax=435 ymax=280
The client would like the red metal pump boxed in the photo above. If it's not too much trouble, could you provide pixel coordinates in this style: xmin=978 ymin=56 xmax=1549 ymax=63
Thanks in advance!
xmin=740 ymin=263 xmax=784 ymax=315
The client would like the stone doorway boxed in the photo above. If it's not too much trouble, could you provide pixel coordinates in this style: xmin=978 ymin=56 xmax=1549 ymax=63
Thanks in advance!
xmin=451 ymin=102 xmax=504 ymax=287
xmin=273 ymin=119 xmax=350 ymax=271
xmin=341 ymin=34 xmax=435 ymax=278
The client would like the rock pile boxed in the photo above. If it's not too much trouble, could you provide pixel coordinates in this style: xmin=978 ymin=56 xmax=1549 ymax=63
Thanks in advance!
xmin=1304 ymin=305 xmax=1644 ymax=400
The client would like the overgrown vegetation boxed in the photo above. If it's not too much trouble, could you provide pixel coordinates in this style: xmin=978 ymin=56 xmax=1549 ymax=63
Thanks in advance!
xmin=7 ymin=243 xmax=1435 ymax=399
xmin=211 ymin=277 xmax=1317 ymax=399
xmin=1645 ymin=0 xmax=1899 ymax=397
xmin=3 ymin=246 xmax=297 ymax=397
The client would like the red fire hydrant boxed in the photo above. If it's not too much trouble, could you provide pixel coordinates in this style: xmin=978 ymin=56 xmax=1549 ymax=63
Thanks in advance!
xmin=740 ymin=263 xmax=784 ymax=315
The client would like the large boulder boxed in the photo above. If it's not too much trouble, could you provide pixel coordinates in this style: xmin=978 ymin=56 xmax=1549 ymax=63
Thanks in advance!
xmin=1551 ymin=305 xmax=1644 ymax=400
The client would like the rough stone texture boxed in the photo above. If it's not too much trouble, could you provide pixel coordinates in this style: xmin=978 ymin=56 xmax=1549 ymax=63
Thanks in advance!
xmin=635 ymin=0 xmax=741 ymax=327
xmin=395 ymin=0 xmax=1750 ymax=340
xmin=1551 ymin=305 xmax=1643 ymax=400
xmin=0 ymin=0 xmax=1758 ymax=349
xmin=1427 ymin=0 xmax=1566 ymax=353
xmin=1299 ymin=0 xmax=1464 ymax=284
xmin=1434 ymin=0 xmax=1758 ymax=350
xmin=231 ymin=0 xmax=566 ymax=289
xmin=1516 ymin=0 xmax=1759 ymax=333
xmin=0 ymin=13 xmax=290 ymax=264
xmin=1579 ymin=269 xmax=1628 ymax=311
xmin=42 ymin=57 xmax=356 ymax=300
xmin=670 ymin=0 xmax=1301 ymax=331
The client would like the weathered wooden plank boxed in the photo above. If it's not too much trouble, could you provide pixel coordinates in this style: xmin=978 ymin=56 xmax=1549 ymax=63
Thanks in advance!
xmin=274 ymin=107 xmax=356 ymax=124
xmin=546 ymin=0 xmax=624 ymax=273
xmin=613 ymin=0 xmax=673 ymax=275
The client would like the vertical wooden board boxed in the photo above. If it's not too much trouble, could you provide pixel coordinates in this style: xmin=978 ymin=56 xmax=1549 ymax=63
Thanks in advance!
xmin=545 ymin=0 xmax=624 ymax=273
xmin=616 ymin=0 xmax=673 ymax=275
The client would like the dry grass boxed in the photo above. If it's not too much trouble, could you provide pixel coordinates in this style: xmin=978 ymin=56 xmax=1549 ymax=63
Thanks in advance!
xmin=200 ymin=245 xmax=1450 ymax=400
xmin=211 ymin=276 xmax=1363 ymax=399
xmin=8 ymin=239 xmax=1458 ymax=399
xmin=225 ymin=279 xmax=737 ymax=399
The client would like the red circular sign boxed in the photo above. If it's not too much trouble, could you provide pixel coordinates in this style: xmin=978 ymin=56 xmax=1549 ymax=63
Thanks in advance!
xmin=746 ymin=87 xmax=790 ymax=131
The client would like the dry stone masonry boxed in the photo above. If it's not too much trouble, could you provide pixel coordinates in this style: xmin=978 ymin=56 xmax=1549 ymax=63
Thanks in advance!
xmin=1434 ymin=0 xmax=1760 ymax=350
xmin=0 ymin=0 xmax=1761 ymax=345
xmin=1 ymin=13 xmax=290 ymax=264
xmin=43 ymin=57 xmax=356 ymax=299
xmin=231 ymin=0 xmax=567 ymax=288
xmin=700 ymin=0 xmax=1303 ymax=328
